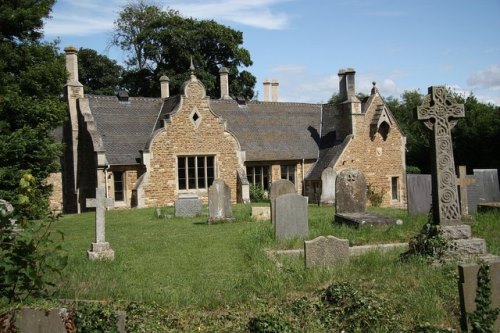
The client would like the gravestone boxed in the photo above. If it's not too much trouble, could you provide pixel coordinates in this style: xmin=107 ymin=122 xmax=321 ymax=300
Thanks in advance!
xmin=335 ymin=169 xmax=400 ymax=227
xmin=86 ymin=187 xmax=115 ymax=260
xmin=208 ymin=179 xmax=233 ymax=223
xmin=473 ymin=169 xmax=500 ymax=204
xmin=456 ymin=166 xmax=476 ymax=220
xmin=274 ymin=193 xmax=308 ymax=240
xmin=252 ymin=206 xmax=270 ymax=221
xmin=175 ymin=194 xmax=202 ymax=217
xmin=406 ymin=174 xmax=432 ymax=215
xmin=320 ymin=167 xmax=336 ymax=205
xmin=458 ymin=259 xmax=500 ymax=332
xmin=269 ymin=179 xmax=296 ymax=225
xmin=416 ymin=86 xmax=464 ymax=225
xmin=304 ymin=236 xmax=349 ymax=268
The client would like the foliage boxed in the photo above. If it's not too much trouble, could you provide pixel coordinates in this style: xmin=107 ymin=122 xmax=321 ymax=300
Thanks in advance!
xmin=366 ymin=183 xmax=385 ymax=207
xmin=113 ymin=1 xmax=256 ymax=98
xmin=468 ymin=262 xmax=500 ymax=333
xmin=250 ymin=184 xmax=268 ymax=202
xmin=0 ymin=174 xmax=66 ymax=304
xmin=248 ymin=313 xmax=293 ymax=333
xmin=73 ymin=302 xmax=118 ymax=333
xmin=77 ymin=48 xmax=123 ymax=95
xmin=406 ymin=165 xmax=422 ymax=174
xmin=403 ymin=219 xmax=448 ymax=260
xmin=0 ymin=0 xmax=66 ymax=219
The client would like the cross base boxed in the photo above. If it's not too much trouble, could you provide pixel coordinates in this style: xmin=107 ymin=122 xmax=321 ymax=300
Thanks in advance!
xmin=87 ymin=242 xmax=115 ymax=260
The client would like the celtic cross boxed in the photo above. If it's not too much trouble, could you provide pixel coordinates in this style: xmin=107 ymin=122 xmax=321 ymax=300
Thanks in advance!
xmin=416 ymin=86 xmax=464 ymax=225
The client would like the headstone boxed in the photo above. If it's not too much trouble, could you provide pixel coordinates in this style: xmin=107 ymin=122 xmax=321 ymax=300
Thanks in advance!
xmin=174 ymin=194 xmax=202 ymax=217
xmin=456 ymin=166 xmax=476 ymax=220
xmin=252 ymin=206 xmax=270 ymax=221
xmin=458 ymin=259 xmax=500 ymax=332
xmin=335 ymin=168 xmax=366 ymax=214
xmin=208 ymin=179 xmax=234 ymax=223
xmin=304 ymin=236 xmax=349 ymax=268
xmin=320 ymin=167 xmax=336 ymax=205
xmin=274 ymin=193 xmax=308 ymax=240
xmin=406 ymin=174 xmax=432 ymax=215
xmin=15 ymin=308 xmax=69 ymax=333
xmin=269 ymin=179 xmax=296 ymax=225
xmin=473 ymin=169 xmax=500 ymax=204
xmin=416 ymin=86 xmax=464 ymax=225
xmin=86 ymin=187 xmax=115 ymax=260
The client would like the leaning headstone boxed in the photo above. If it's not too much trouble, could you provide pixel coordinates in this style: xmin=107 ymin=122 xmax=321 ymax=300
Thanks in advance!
xmin=275 ymin=193 xmax=308 ymax=240
xmin=320 ymin=167 xmax=336 ymax=205
xmin=304 ymin=236 xmax=349 ymax=268
xmin=458 ymin=259 xmax=500 ymax=332
xmin=406 ymin=174 xmax=432 ymax=216
xmin=208 ymin=179 xmax=234 ymax=223
xmin=175 ymin=194 xmax=202 ymax=217
xmin=335 ymin=168 xmax=366 ymax=214
xmin=416 ymin=86 xmax=464 ymax=225
xmin=86 ymin=187 xmax=115 ymax=260
xmin=269 ymin=179 xmax=296 ymax=225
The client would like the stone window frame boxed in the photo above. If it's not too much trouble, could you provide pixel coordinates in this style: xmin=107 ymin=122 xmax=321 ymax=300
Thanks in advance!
xmin=390 ymin=176 xmax=400 ymax=202
xmin=177 ymin=155 xmax=215 ymax=191
xmin=281 ymin=164 xmax=296 ymax=184
xmin=246 ymin=165 xmax=270 ymax=191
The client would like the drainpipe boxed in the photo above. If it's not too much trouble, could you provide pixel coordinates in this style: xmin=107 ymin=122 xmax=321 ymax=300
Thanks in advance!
xmin=302 ymin=158 xmax=305 ymax=196
xmin=104 ymin=164 xmax=110 ymax=198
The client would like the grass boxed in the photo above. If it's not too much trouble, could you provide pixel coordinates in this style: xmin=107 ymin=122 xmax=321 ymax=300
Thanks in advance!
xmin=14 ymin=205 xmax=500 ymax=330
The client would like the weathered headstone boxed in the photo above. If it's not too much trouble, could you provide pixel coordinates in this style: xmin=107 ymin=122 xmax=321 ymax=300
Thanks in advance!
xmin=274 ymin=193 xmax=308 ymax=240
xmin=473 ymin=169 xmax=500 ymax=203
xmin=252 ymin=206 xmax=270 ymax=221
xmin=458 ymin=259 xmax=500 ymax=332
xmin=86 ymin=187 xmax=115 ymax=260
xmin=406 ymin=174 xmax=432 ymax=215
xmin=456 ymin=166 xmax=476 ymax=220
xmin=416 ymin=86 xmax=464 ymax=225
xmin=208 ymin=179 xmax=233 ymax=223
xmin=335 ymin=168 xmax=366 ymax=214
xmin=335 ymin=169 xmax=401 ymax=227
xmin=304 ymin=235 xmax=349 ymax=268
xmin=174 ymin=194 xmax=202 ymax=217
xmin=269 ymin=179 xmax=296 ymax=225
xmin=320 ymin=167 xmax=336 ymax=205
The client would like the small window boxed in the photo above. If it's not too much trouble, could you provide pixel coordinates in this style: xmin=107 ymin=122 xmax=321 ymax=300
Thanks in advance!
xmin=114 ymin=171 xmax=124 ymax=201
xmin=281 ymin=165 xmax=296 ymax=184
xmin=178 ymin=156 xmax=215 ymax=190
xmin=246 ymin=166 xmax=270 ymax=190
xmin=391 ymin=176 xmax=399 ymax=201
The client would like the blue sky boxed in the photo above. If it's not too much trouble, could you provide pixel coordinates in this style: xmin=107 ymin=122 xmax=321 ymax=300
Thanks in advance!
xmin=43 ymin=0 xmax=500 ymax=105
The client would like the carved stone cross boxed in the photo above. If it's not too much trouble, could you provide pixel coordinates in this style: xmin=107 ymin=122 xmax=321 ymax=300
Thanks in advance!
xmin=86 ymin=187 xmax=115 ymax=260
xmin=417 ymin=86 xmax=465 ymax=225
xmin=456 ymin=165 xmax=476 ymax=219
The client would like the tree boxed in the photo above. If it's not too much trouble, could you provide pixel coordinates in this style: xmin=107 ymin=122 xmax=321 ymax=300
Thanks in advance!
xmin=0 ymin=0 xmax=66 ymax=218
xmin=113 ymin=1 xmax=256 ymax=99
xmin=78 ymin=48 xmax=123 ymax=95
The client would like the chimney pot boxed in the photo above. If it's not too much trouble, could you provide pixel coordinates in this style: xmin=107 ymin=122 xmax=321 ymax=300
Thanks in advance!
xmin=64 ymin=45 xmax=79 ymax=83
xmin=160 ymin=75 xmax=170 ymax=99
xmin=271 ymin=80 xmax=279 ymax=102
xmin=219 ymin=67 xmax=230 ymax=99
xmin=263 ymin=79 xmax=271 ymax=102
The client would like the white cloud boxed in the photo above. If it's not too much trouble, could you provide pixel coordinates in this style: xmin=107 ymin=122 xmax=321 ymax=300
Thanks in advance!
xmin=467 ymin=64 xmax=500 ymax=90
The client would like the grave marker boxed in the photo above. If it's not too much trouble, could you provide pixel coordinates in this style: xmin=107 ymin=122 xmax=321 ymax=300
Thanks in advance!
xmin=320 ymin=167 xmax=336 ymax=205
xmin=304 ymin=236 xmax=349 ymax=268
xmin=274 ymin=193 xmax=308 ymax=240
xmin=416 ymin=86 xmax=464 ymax=225
xmin=456 ymin=165 xmax=476 ymax=220
xmin=208 ymin=179 xmax=234 ymax=223
xmin=175 ymin=194 xmax=202 ymax=217
xmin=269 ymin=179 xmax=296 ymax=225
xmin=86 ymin=187 xmax=115 ymax=260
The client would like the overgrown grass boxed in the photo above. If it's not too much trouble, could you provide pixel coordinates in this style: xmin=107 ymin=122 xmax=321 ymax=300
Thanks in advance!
xmin=12 ymin=205 xmax=500 ymax=330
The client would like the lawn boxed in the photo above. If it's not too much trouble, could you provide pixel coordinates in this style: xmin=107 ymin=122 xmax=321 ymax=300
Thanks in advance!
xmin=37 ymin=205 xmax=500 ymax=330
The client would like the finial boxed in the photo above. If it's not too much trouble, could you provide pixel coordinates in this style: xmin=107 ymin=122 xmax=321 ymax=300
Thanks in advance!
xmin=190 ymin=56 xmax=195 ymax=72
xmin=371 ymin=81 xmax=379 ymax=95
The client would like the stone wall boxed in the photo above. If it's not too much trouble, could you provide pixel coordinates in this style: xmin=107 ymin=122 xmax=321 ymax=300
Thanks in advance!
xmin=142 ymin=77 xmax=241 ymax=206
xmin=46 ymin=172 xmax=63 ymax=212
xmin=334 ymin=94 xmax=406 ymax=207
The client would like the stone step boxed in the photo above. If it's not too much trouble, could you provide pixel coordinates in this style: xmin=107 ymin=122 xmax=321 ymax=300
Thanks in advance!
xmin=441 ymin=224 xmax=471 ymax=240
xmin=449 ymin=238 xmax=487 ymax=256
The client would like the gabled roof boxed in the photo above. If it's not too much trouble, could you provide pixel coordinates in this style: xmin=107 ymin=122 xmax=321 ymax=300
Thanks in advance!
xmin=86 ymin=95 xmax=163 ymax=165
xmin=210 ymin=100 xmax=323 ymax=161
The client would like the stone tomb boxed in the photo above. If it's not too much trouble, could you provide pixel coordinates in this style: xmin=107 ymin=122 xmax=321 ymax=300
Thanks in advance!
xmin=175 ymin=194 xmax=202 ymax=217
xmin=274 ymin=193 xmax=308 ymax=240
xmin=334 ymin=168 xmax=400 ymax=227
xmin=208 ymin=179 xmax=234 ymax=223
xmin=320 ymin=167 xmax=336 ymax=205
xmin=86 ymin=187 xmax=115 ymax=260
xmin=269 ymin=179 xmax=296 ymax=225
xmin=458 ymin=259 xmax=500 ymax=332
xmin=304 ymin=236 xmax=349 ymax=268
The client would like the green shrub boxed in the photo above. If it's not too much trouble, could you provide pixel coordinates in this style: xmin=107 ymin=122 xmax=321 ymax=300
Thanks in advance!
xmin=366 ymin=183 xmax=385 ymax=207
xmin=73 ymin=302 xmax=118 ymax=333
xmin=248 ymin=313 xmax=292 ymax=333
xmin=406 ymin=165 xmax=422 ymax=174
xmin=469 ymin=262 xmax=500 ymax=333
xmin=250 ymin=184 xmax=268 ymax=202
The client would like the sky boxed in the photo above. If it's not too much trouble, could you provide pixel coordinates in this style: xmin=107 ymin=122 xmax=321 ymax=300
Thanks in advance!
xmin=43 ymin=0 xmax=500 ymax=105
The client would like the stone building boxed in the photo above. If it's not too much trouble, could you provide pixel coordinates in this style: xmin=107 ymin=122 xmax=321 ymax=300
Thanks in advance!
xmin=56 ymin=46 xmax=407 ymax=213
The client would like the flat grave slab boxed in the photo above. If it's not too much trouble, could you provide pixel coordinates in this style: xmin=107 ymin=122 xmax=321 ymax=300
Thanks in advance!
xmin=335 ymin=211 xmax=402 ymax=228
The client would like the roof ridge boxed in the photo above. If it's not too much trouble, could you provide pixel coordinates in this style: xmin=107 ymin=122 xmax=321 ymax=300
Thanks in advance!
xmin=86 ymin=94 xmax=161 ymax=101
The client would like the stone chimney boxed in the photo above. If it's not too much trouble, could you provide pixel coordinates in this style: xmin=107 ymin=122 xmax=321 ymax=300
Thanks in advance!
xmin=160 ymin=75 xmax=170 ymax=99
xmin=219 ymin=67 xmax=230 ymax=99
xmin=338 ymin=69 xmax=347 ymax=101
xmin=345 ymin=68 xmax=356 ymax=99
xmin=271 ymin=80 xmax=279 ymax=102
xmin=263 ymin=79 xmax=271 ymax=101
xmin=64 ymin=46 xmax=80 ymax=83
